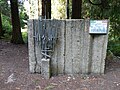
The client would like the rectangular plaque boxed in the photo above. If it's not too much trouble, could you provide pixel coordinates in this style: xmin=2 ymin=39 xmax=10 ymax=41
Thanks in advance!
xmin=89 ymin=20 xmax=108 ymax=34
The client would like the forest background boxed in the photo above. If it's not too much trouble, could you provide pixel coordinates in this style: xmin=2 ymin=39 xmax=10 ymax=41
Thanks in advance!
xmin=0 ymin=0 xmax=120 ymax=56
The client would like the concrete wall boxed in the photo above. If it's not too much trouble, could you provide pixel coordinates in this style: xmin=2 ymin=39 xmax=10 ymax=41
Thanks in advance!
xmin=28 ymin=19 xmax=109 ymax=76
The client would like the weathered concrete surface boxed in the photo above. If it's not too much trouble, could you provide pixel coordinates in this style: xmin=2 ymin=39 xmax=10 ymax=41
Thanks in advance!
xmin=41 ymin=58 xmax=50 ymax=79
xmin=28 ymin=19 xmax=109 ymax=76
xmin=28 ymin=20 xmax=36 ymax=73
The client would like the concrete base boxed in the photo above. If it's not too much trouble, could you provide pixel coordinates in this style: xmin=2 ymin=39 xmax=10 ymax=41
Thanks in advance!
xmin=41 ymin=58 xmax=50 ymax=79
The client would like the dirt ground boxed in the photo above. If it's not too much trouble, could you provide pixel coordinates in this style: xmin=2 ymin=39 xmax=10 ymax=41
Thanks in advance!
xmin=0 ymin=40 xmax=120 ymax=90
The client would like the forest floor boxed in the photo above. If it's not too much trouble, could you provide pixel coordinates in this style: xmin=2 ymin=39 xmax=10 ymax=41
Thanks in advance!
xmin=0 ymin=40 xmax=120 ymax=90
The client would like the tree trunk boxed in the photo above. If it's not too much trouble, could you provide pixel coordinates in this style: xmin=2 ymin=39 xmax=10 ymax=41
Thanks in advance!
xmin=72 ymin=0 xmax=82 ymax=19
xmin=10 ymin=0 xmax=24 ymax=44
xmin=42 ymin=0 xmax=51 ymax=19
xmin=0 ymin=12 xmax=3 ymax=38
xmin=66 ymin=0 xmax=69 ymax=19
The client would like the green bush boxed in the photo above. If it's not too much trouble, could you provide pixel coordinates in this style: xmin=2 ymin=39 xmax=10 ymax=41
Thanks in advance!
xmin=22 ymin=32 xmax=28 ymax=43
xmin=108 ymin=41 xmax=120 ymax=56
xmin=2 ymin=14 xmax=12 ymax=35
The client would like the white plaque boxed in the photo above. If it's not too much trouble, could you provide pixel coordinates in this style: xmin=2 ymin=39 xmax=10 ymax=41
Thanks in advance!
xmin=89 ymin=20 xmax=108 ymax=34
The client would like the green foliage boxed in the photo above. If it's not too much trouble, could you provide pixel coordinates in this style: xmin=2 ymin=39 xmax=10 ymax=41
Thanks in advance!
xmin=0 ymin=0 xmax=10 ymax=16
xmin=82 ymin=0 xmax=120 ymax=56
xmin=108 ymin=41 xmax=120 ymax=56
xmin=19 ymin=7 xmax=28 ymax=28
xmin=2 ymin=14 xmax=12 ymax=35
xmin=0 ymin=0 xmax=28 ymax=40
xmin=22 ymin=32 xmax=28 ymax=43
xmin=52 ymin=0 xmax=66 ymax=19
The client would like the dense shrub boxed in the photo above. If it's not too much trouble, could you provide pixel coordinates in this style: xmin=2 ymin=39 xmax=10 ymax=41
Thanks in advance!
xmin=2 ymin=15 xmax=12 ymax=36
xmin=108 ymin=40 xmax=120 ymax=56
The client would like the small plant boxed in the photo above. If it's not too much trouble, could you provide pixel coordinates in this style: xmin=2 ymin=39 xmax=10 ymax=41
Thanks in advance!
xmin=22 ymin=32 xmax=28 ymax=43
